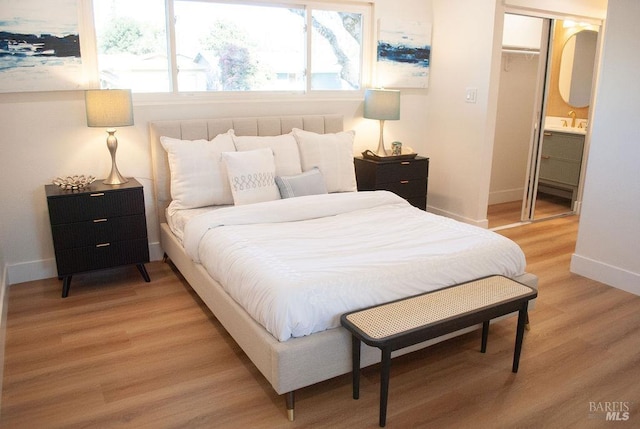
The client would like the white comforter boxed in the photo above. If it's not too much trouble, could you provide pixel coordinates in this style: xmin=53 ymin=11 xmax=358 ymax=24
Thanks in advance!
xmin=183 ymin=191 xmax=526 ymax=341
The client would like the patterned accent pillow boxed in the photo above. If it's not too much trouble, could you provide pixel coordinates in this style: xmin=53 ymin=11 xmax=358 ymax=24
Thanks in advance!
xmin=275 ymin=167 xmax=328 ymax=199
xmin=221 ymin=148 xmax=281 ymax=205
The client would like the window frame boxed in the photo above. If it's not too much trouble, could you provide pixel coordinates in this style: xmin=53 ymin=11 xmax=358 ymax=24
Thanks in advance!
xmin=84 ymin=0 xmax=374 ymax=101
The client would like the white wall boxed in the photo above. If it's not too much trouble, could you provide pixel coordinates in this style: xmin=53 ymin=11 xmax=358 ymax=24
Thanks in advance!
xmin=0 ymin=210 xmax=6 ymax=404
xmin=571 ymin=0 xmax=640 ymax=295
xmin=490 ymin=51 xmax=539 ymax=205
xmin=426 ymin=0 xmax=502 ymax=225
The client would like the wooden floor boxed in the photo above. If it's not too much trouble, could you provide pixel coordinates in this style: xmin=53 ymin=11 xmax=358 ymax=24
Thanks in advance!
xmin=2 ymin=217 xmax=639 ymax=428
xmin=488 ymin=193 xmax=573 ymax=229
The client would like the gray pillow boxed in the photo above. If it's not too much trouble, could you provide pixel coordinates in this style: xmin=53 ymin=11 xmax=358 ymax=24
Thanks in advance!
xmin=275 ymin=167 xmax=328 ymax=199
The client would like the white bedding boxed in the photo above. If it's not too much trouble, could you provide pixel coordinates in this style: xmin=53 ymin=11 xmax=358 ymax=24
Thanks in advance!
xmin=166 ymin=205 xmax=230 ymax=243
xmin=183 ymin=191 xmax=526 ymax=342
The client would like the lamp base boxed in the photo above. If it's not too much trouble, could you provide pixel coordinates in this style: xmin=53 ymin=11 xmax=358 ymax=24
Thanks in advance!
xmin=103 ymin=129 xmax=128 ymax=185
xmin=103 ymin=169 xmax=128 ymax=185
xmin=375 ymin=119 xmax=388 ymax=156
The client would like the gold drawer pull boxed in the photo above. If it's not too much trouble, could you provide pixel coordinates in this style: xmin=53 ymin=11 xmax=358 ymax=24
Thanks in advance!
xmin=541 ymin=155 xmax=551 ymax=159
xmin=400 ymin=180 xmax=409 ymax=184
xmin=543 ymin=132 xmax=552 ymax=136
xmin=93 ymin=218 xmax=108 ymax=223
xmin=96 ymin=243 xmax=111 ymax=248
xmin=400 ymin=161 xmax=411 ymax=165
xmin=90 ymin=192 xmax=105 ymax=197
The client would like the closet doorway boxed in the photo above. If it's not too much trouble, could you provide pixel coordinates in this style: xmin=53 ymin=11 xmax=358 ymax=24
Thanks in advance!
xmin=488 ymin=13 xmax=599 ymax=230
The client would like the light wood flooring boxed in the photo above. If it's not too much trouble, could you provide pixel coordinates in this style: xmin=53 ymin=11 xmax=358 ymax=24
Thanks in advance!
xmin=488 ymin=193 xmax=573 ymax=229
xmin=2 ymin=217 xmax=639 ymax=428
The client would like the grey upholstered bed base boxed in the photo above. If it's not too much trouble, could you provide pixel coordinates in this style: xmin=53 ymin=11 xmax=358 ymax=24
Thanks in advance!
xmin=148 ymin=115 xmax=539 ymax=420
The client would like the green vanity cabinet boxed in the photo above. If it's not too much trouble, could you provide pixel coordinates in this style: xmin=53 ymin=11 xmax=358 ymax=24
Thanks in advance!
xmin=538 ymin=130 xmax=585 ymax=208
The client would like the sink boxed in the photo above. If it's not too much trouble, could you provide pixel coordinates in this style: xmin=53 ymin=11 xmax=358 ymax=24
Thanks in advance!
xmin=544 ymin=125 xmax=586 ymax=135
xmin=544 ymin=116 xmax=587 ymax=135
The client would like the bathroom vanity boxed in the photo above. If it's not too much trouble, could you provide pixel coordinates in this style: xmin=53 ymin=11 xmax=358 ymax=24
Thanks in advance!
xmin=538 ymin=129 xmax=585 ymax=209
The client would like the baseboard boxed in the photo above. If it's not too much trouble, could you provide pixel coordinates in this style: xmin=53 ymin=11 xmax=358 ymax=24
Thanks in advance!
xmin=570 ymin=253 xmax=640 ymax=296
xmin=6 ymin=242 xmax=164 ymax=286
xmin=427 ymin=205 xmax=488 ymax=229
xmin=488 ymin=188 xmax=524 ymax=205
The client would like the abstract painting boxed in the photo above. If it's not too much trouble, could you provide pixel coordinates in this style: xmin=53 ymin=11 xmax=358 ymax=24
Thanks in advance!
xmin=0 ymin=0 xmax=83 ymax=92
xmin=376 ymin=20 xmax=431 ymax=88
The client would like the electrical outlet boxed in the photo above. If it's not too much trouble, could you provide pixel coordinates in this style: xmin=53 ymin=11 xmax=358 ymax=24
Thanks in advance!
xmin=465 ymin=87 xmax=477 ymax=103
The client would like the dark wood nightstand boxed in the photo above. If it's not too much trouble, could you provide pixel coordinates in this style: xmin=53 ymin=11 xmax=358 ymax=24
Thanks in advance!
xmin=45 ymin=178 xmax=150 ymax=297
xmin=354 ymin=156 xmax=429 ymax=210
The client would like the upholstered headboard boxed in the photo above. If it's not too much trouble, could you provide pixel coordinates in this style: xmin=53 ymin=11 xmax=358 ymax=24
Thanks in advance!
xmin=149 ymin=114 xmax=344 ymax=224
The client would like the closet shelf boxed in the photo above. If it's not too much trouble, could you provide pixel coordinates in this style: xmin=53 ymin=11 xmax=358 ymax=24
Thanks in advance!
xmin=502 ymin=46 xmax=540 ymax=55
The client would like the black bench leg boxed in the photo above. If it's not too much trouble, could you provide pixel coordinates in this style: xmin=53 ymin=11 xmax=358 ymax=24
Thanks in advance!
xmin=352 ymin=336 xmax=361 ymax=399
xmin=379 ymin=347 xmax=392 ymax=427
xmin=512 ymin=303 xmax=529 ymax=373
xmin=481 ymin=320 xmax=490 ymax=353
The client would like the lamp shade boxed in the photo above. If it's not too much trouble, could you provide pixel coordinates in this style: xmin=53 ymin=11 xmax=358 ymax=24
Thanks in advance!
xmin=85 ymin=89 xmax=134 ymax=128
xmin=363 ymin=89 xmax=400 ymax=121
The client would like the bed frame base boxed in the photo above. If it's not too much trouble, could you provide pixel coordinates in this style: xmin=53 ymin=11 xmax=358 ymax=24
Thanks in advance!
xmin=149 ymin=116 xmax=539 ymax=421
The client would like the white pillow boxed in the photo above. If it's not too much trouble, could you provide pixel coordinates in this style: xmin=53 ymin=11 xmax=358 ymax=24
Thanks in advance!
xmin=221 ymin=148 xmax=281 ymax=205
xmin=160 ymin=130 xmax=235 ymax=210
xmin=276 ymin=167 xmax=328 ymax=199
xmin=232 ymin=134 xmax=302 ymax=177
xmin=292 ymin=128 xmax=357 ymax=193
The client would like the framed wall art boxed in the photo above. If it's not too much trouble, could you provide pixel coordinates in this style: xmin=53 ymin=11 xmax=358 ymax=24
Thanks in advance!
xmin=376 ymin=19 xmax=432 ymax=89
xmin=0 ymin=0 xmax=85 ymax=92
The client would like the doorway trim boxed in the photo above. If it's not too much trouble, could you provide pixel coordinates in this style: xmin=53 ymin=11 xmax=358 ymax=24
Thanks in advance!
xmin=489 ymin=5 xmax=604 ymax=229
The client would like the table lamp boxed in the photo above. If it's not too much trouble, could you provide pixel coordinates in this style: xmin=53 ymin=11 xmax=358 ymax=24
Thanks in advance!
xmin=85 ymin=89 xmax=134 ymax=185
xmin=363 ymin=88 xmax=400 ymax=156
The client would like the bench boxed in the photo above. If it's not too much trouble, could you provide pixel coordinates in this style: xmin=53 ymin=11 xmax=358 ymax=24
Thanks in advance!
xmin=340 ymin=275 xmax=537 ymax=427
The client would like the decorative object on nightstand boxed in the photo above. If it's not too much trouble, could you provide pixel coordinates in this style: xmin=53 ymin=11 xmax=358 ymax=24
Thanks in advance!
xmin=363 ymin=88 xmax=400 ymax=157
xmin=52 ymin=175 xmax=96 ymax=190
xmin=85 ymin=89 xmax=134 ymax=185
xmin=354 ymin=155 xmax=429 ymax=210
xmin=391 ymin=141 xmax=402 ymax=156
xmin=45 ymin=178 xmax=150 ymax=298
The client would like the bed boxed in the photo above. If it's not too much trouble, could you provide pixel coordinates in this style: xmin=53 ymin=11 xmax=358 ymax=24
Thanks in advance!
xmin=148 ymin=115 xmax=538 ymax=420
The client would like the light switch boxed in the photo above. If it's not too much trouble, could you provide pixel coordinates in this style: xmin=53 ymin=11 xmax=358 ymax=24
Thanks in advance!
xmin=465 ymin=87 xmax=477 ymax=103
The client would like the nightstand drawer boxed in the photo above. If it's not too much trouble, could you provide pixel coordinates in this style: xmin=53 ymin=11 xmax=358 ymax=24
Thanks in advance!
xmin=54 ymin=238 xmax=150 ymax=276
xmin=377 ymin=179 xmax=427 ymax=199
xmin=47 ymin=187 xmax=145 ymax=224
xmin=373 ymin=159 xmax=428 ymax=184
xmin=51 ymin=214 xmax=148 ymax=250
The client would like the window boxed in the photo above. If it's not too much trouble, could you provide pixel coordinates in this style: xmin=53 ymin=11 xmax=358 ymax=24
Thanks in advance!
xmin=92 ymin=0 xmax=370 ymax=93
xmin=310 ymin=9 xmax=363 ymax=90
xmin=93 ymin=0 xmax=169 ymax=92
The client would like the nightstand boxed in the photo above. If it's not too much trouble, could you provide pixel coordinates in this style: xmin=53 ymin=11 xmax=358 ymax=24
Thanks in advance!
xmin=45 ymin=178 xmax=150 ymax=297
xmin=354 ymin=156 xmax=429 ymax=210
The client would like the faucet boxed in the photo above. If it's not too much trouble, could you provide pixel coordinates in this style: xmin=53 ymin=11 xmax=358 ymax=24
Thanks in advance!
xmin=568 ymin=110 xmax=577 ymax=128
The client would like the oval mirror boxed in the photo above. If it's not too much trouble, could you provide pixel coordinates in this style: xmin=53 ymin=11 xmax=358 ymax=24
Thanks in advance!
xmin=558 ymin=30 xmax=597 ymax=108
